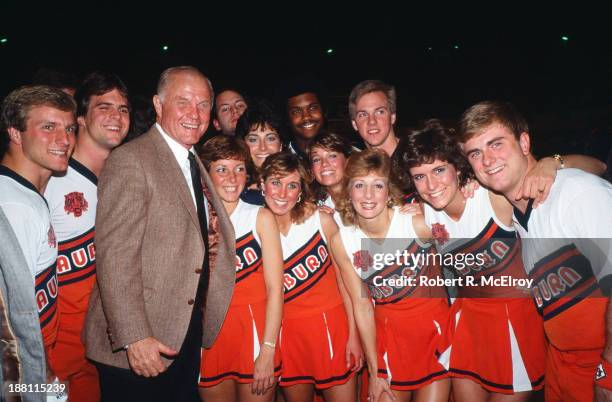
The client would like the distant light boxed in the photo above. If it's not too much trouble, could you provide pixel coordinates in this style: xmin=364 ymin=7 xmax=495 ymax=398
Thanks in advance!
xmin=454 ymin=44 xmax=459 ymax=50
xmin=561 ymin=35 xmax=569 ymax=42
xmin=162 ymin=45 xmax=169 ymax=51
xmin=326 ymin=48 xmax=334 ymax=54
xmin=427 ymin=46 xmax=433 ymax=51
xmin=0 ymin=38 xmax=7 ymax=44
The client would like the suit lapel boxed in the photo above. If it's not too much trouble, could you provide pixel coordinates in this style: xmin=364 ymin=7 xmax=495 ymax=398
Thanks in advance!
xmin=198 ymin=157 xmax=235 ymax=258
xmin=150 ymin=127 xmax=200 ymax=232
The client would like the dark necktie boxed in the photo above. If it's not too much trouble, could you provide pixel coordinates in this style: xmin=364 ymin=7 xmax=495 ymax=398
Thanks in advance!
xmin=188 ymin=152 xmax=208 ymax=243
xmin=188 ymin=152 xmax=210 ymax=309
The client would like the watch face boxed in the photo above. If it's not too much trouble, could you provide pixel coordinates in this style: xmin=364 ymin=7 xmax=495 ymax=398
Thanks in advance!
xmin=596 ymin=363 xmax=606 ymax=381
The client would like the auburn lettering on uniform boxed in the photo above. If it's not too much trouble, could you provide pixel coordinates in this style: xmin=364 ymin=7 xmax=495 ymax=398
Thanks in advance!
xmin=283 ymin=232 xmax=331 ymax=303
xmin=56 ymin=227 xmax=96 ymax=286
xmin=35 ymin=262 xmax=59 ymax=346
xmin=530 ymin=243 xmax=601 ymax=320
xmin=235 ymin=231 xmax=262 ymax=283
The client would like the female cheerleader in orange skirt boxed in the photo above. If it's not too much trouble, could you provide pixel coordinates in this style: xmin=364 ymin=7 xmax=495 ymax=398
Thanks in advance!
xmin=261 ymin=152 xmax=363 ymax=402
xmin=198 ymin=136 xmax=284 ymax=402
xmin=330 ymin=149 xmax=451 ymax=402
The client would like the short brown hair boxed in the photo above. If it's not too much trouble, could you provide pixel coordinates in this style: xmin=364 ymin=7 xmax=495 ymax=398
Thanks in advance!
xmin=348 ymin=80 xmax=396 ymax=119
xmin=2 ymin=85 xmax=76 ymax=133
xmin=395 ymin=119 xmax=473 ymax=191
xmin=336 ymin=148 xmax=403 ymax=228
xmin=199 ymin=135 xmax=251 ymax=171
xmin=260 ymin=152 xmax=316 ymax=224
xmin=459 ymin=100 xmax=529 ymax=143
xmin=307 ymin=131 xmax=352 ymax=159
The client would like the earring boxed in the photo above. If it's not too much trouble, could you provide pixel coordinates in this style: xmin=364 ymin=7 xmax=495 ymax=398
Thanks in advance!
xmin=298 ymin=194 xmax=302 ymax=203
xmin=387 ymin=198 xmax=393 ymax=208
xmin=262 ymin=188 xmax=266 ymax=196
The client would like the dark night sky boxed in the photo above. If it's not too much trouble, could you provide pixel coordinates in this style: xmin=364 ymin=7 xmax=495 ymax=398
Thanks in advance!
xmin=1 ymin=3 xmax=611 ymax=157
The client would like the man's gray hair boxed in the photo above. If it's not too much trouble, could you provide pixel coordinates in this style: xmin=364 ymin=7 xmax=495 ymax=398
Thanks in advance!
xmin=157 ymin=66 xmax=214 ymax=101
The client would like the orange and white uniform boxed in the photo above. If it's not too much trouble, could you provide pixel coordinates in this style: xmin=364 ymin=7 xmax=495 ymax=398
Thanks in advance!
xmin=339 ymin=207 xmax=450 ymax=391
xmin=0 ymin=165 xmax=59 ymax=356
xmin=279 ymin=210 xmax=355 ymax=389
xmin=44 ymin=158 xmax=100 ymax=402
xmin=512 ymin=169 xmax=612 ymax=402
xmin=425 ymin=186 xmax=545 ymax=394
xmin=199 ymin=200 xmax=281 ymax=386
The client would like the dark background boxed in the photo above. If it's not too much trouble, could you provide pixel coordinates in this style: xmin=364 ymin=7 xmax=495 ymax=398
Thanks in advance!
xmin=1 ymin=3 xmax=610 ymax=161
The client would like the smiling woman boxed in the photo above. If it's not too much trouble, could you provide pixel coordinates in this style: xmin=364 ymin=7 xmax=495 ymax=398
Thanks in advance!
xmin=197 ymin=135 xmax=284 ymax=402
xmin=329 ymin=148 xmax=451 ymax=402
xmin=199 ymin=136 xmax=250 ymax=214
xmin=235 ymin=99 xmax=286 ymax=168
xmin=234 ymin=99 xmax=287 ymax=205
xmin=307 ymin=132 xmax=353 ymax=223
xmin=395 ymin=121 xmax=547 ymax=401
xmin=260 ymin=152 xmax=363 ymax=402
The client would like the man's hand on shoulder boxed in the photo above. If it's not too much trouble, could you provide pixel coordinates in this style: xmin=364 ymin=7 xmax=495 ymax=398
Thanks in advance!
xmin=126 ymin=337 xmax=178 ymax=377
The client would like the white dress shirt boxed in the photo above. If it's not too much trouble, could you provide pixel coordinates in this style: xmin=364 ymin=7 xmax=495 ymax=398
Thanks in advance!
xmin=157 ymin=123 xmax=208 ymax=219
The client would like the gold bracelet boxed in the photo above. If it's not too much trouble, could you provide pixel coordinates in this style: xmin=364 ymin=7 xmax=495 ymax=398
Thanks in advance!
xmin=553 ymin=154 xmax=565 ymax=169
xmin=262 ymin=341 xmax=276 ymax=348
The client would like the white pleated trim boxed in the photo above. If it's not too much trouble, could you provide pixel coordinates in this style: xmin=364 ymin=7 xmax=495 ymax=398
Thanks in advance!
xmin=249 ymin=304 xmax=260 ymax=362
xmin=439 ymin=310 xmax=460 ymax=370
xmin=433 ymin=319 xmax=442 ymax=335
xmin=438 ymin=345 xmax=452 ymax=371
xmin=322 ymin=311 xmax=334 ymax=359
xmin=508 ymin=319 xmax=531 ymax=392
xmin=383 ymin=351 xmax=392 ymax=383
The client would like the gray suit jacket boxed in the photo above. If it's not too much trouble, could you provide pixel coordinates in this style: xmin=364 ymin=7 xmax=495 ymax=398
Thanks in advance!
xmin=0 ymin=207 xmax=46 ymax=402
xmin=84 ymin=126 xmax=235 ymax=369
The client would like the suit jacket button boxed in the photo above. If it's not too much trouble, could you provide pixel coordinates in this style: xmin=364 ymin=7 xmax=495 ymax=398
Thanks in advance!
xmin=188 ymin=298 xmax=195 ymax=305
xmin=195 ymin=268 xmax=202 ymax=274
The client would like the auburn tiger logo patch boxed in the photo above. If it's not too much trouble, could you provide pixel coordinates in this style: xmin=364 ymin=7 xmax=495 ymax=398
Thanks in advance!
xmin=431 ymin=223 xmax=450 ymax=246
xmin=353 ymin=250 xmax=374 ymax=271
xmin=47 ymin=226 xmax=56 ymax=248
xmin=64 ymin=191 xmax=88 ymax=217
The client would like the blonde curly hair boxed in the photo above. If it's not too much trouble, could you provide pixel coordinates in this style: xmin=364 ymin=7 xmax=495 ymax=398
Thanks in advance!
xmin=336 ymin=148 xmax=403 ymax=228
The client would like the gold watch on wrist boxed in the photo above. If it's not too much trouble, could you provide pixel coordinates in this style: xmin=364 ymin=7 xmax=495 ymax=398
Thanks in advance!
xmin=552 ymin=154 xmax=565 ymax=169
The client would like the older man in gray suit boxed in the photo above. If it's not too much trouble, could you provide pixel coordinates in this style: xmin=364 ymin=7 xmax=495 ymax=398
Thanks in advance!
xmin=0 ymin=207 xmax=47 ymax=402
xmin=84 ymin=66 xmax=235 ymax=402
